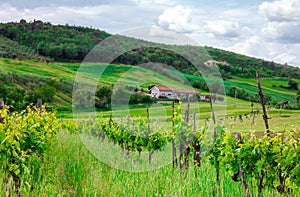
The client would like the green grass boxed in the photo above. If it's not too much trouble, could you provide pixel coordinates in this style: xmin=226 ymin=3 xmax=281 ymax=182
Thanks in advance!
xmin=1 ymin=130 xmax=298 ymax=196
xmin=67 ymin=98 xmax=300 ymax=133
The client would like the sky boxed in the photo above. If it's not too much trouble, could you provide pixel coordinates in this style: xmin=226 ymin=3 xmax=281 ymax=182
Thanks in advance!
xmin=1 ymin=0 xmax=300 ymax=67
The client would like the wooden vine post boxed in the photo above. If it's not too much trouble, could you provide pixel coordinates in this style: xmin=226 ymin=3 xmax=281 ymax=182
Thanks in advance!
xmin=0 ymin=100 xmax=4 ymax=124
xmin=251 ymin=112 xmax=256 ymax=129
xmin=172 ymin=100 xmax=177 ymax=170
xmin=192 ymin=112 xmax=201 ymax=167
xmin=36 ymin=99 xmax=42 ymax=111
xmin=146 ymin=107 xmax=154 ymax=164
xmin=209 ymin=94 xmax=220 ymax=195
xmin=296 ymin=95 xmax=300 ymax=109
xmin=183 ymin=97 xmax=191 ymax=168
xmin=124 ymin=115 xmax=130 ymax=158
xmin=209 ymin=95 xmax=217 ymax=142
xmin=0 ymin=100 xmax=4 ymax=109
xmin=256 ymin=71 xmax=270 ymax=135
xmin=179 ymin=97 xmax=191 ymax=171
xmin=109 ymin=112 xmax=113 ymax=123
xmin=179 ymin=109 xmax=187 ymax=171
xmin=235 ymin=133 xmax=250 ymax=197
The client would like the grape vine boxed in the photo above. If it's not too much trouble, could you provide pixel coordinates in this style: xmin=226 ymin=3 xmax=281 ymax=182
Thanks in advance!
xmin=0 ymin=105 xmax=59 ymax=197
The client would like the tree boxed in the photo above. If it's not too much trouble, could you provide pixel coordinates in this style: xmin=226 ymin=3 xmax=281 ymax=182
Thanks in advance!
xmin=26 ymin=86 xmax=55 ymax=104
xmin=39 ymin=86 xmax=56 ymax=102
xmin=288 ymin=79 xmax=298 ymax=90
xmin=192 ymin=80 xmax=208 ymax=91
xmin=297 ymin=90 xmax=300 ymax=109
xmin=95 ymin=86 xmax=112 ymax=109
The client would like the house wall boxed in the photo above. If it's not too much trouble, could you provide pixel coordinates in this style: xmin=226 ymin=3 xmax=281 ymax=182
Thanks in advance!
xmin=159 ymin=90 xmax=174 ymax=98
xmin=150 ymin=87 xmax=160 ymax=98
xmin=150 ymin=86 xmax=175 ymax=98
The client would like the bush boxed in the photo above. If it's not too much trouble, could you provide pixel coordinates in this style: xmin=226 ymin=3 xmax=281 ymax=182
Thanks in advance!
xmin=0 ymin=105 xmax=59 ymax=196
xmin=191 ymin=80 xmax=208 ymax=91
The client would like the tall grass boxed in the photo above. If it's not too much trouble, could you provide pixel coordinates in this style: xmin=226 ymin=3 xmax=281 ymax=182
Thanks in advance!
xmin=1 ymin=130 xmax=298 ymax=196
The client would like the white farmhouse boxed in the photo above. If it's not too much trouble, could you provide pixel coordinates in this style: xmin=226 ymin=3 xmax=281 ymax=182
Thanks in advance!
xmin=149 ymin=86 xmax=199 ymax=101
xmin=149 ymin=86 xmax=175 ymax=98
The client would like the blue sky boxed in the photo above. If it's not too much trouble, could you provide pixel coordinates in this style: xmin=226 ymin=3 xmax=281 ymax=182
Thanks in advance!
xmin=1 ymin=0 xmax=299 ymax=67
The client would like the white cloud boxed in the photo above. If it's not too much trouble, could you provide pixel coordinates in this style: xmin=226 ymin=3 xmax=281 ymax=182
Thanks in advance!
xmin=258 ymin=0 xmax=300 ymax=44
xmin=261 ymin=22 xmax=300 ymax=43
xmin=122 ymin=26 xmax=199 ymax=45
xmin=259 ymin=0 xmax=300 ymax=22
xmin=229 ymin=35 xmax=300 ymax=66
xmin=133 ymin=0 xmax=171 ymax=5
xmin=204 ymin=20 xmax=240 ymax=38
xmin=274 ymin=53 xmax=296 ymax=64
xmin=229 ymin=36 xmax=263 ymax=57
xmin=0 ymin=3 xmax=162 ymax=33
xmin=157 ymin=5 xmax=198 ymax=33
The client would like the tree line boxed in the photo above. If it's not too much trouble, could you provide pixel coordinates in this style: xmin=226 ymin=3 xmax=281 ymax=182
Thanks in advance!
xmin=0 ymin=20 xmax=299 ymax=79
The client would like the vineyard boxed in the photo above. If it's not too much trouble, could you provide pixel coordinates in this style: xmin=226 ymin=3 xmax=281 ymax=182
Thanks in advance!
xmin=0 ymin=20 xmax=300 ymax=197
xmin=0 ymin=101 xmax=299 ymax=196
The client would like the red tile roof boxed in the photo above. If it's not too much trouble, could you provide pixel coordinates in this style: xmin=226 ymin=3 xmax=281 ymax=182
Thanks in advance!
xmin=155 ymin=86 xmax=173 ymax=91
xmin=151 ymin=86 xmax=199 ymax=94
xmin=175 ymin=89 xmax=199 ymax=94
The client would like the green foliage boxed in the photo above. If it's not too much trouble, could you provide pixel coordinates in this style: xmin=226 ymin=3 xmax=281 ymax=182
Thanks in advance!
xmin=0 ymin=69 xmax=73 ymax=110
xmin=0 ymin=105 xmax=59 ymax=195
xmin=288 ymin=79 xmax=298 ymax=90
xmin=95 ymin=86 xmax=112 ymax=109
xmin=26 ymin=86 xmax=56 ymax=103
xmin=191 ymin=80 xmax=208 ymax=91
xmin=86 ymin=117 xmax=171 ymax=153
xmin=0 ymin=37 xmax=44 ymax=61
xmin=205 ymin=47 xmax=300 ymax=79
xmin=129 ymin=93 xmax=154 ymax=105
xmin=0 ymin=85 xmax=25 ymax=110
xmin=209 ymin=129 xmax=300 ymax=196
xmin=1 ymin=20 xmax=299 ymax=80
xmin=0 ymin=20 xmax=110 ymax=61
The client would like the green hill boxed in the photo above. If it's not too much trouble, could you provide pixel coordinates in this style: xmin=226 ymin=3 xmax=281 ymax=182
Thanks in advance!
xmin=0 ymin=20 xmax=110 ymax=61
xmin=0 ymin=36 xmax=44 ymax=61
xmin=0 ymin=57 xmax=299 ymax=114
xmin=0 ymin=20 xmax=299 ymax=115
xmin=0 ymin=20 xmax=299 ymax=79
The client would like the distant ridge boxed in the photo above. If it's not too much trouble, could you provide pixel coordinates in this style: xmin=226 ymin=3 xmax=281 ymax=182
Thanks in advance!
xmin=0 ymin=20 xmax=299 ymax=79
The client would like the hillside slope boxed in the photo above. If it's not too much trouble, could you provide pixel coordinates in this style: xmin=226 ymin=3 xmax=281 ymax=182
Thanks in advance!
xmin=0 ymin=58 xmax=299 ymax=114
xmin=0 ymin=20 xmax=299 ymax=79
xmin=0 ymin=36 xmax=44 ymax=61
